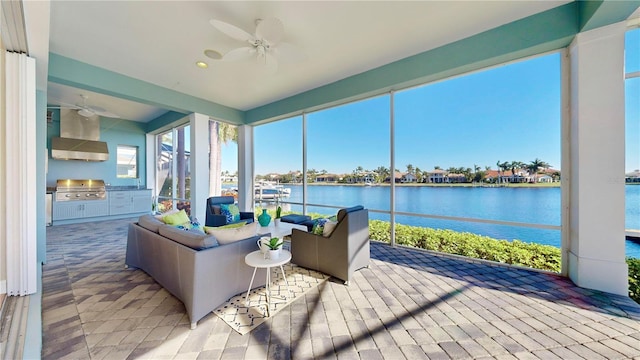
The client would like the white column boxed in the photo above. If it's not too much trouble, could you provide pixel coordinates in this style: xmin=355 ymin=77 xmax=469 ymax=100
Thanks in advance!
xmin=237 ymin=125 xmax=254 ymax=212
xmin=567 ymin=22 xmax=628 ymax=295
xmin=189 ymin=113 xmax=210 ymax=221
xmin=145 ymin=133 xmax=155 ymax=192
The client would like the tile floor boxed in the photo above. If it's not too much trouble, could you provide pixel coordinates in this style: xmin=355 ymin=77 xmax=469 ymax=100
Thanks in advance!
xmin=42 ymin=218 xmax=640 ymax=359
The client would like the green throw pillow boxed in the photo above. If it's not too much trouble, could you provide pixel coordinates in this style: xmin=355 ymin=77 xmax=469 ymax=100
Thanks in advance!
xmin=163 ymin=209 xmax=190 ymax=225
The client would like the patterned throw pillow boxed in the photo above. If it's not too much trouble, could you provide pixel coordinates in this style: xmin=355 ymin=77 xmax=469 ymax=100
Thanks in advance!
xmin=312 ymin=218 xmax=329 ymax=235
xmin=173 ymin=217 xmax=204 ymax=233
xmin=220 ymin=204 xmax=241 ymax=223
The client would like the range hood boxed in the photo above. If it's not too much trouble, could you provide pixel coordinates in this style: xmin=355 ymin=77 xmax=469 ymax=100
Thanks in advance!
xmin=51 ymin=137 xmax=109 ymax=161
xmin=51 ymin=111 xmax=109 ymax=161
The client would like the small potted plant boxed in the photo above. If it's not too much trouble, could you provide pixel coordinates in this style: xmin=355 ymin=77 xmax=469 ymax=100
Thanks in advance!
xmin=265 ymin=237 xmax=283 ymax=259
xmin=274 ymin=206 xmax=282 ymax=226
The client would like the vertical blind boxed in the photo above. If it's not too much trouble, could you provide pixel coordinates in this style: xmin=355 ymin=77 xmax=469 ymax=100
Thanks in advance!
xmin=4 ymin=51 xmax=37 ymax=296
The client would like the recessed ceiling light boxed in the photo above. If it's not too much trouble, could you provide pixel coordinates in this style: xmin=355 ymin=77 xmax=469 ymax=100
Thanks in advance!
xmin=204 ymin=49 xmax=222 ymax=60
xmin=196 ymin=61 xmax=208 ymax=69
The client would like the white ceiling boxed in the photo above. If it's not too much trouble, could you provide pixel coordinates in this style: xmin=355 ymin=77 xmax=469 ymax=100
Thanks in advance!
xmin=46 ymin=1 xmax=569 ymax=123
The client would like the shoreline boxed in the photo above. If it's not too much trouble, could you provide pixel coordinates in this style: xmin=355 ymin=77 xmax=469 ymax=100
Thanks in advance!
xmin=227 ymin=182 xmax=640 ymax=188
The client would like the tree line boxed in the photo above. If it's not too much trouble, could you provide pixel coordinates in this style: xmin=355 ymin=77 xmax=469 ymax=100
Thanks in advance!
xmin=254 ymin=158 xmax=558 ymax=184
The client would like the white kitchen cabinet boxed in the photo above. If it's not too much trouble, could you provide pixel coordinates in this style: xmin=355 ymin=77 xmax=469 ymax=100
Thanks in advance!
xmin=109 ymin=190 xmax=152 ymax=215
xmin=53 ymin=200 xmax=109 ymax=220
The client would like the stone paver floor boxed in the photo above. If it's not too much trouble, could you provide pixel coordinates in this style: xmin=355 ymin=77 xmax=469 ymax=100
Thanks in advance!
xmin=42 ymin=218 xmax=640 ymax=359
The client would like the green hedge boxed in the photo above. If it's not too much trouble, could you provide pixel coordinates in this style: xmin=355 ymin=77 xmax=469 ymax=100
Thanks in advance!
xmin=628 ymin=257 xmax=640 ymax=303
xmin=370 ymin=220 xmax=562 ymax=272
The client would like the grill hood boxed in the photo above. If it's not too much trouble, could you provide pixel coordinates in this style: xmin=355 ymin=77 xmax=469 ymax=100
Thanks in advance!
xmin=51 ymin=111 xmax=109 ymax=161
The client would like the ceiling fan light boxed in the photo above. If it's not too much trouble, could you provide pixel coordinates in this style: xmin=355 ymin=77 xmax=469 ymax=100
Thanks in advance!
xmin=204 ymin=49 xmax=222 ymax=60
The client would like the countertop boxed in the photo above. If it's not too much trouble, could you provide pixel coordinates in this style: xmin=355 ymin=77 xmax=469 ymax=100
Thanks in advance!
xmin=105 ymin=186 xmax=151 ymax=191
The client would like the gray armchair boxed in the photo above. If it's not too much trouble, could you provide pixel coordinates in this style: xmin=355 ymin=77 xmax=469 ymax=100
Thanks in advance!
xmin=290 ymin=206 xmax=370 ymax=284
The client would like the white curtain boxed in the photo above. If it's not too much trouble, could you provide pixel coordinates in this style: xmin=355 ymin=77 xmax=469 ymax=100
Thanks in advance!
xmin=4 ymin=51 xmax=37 ymax=296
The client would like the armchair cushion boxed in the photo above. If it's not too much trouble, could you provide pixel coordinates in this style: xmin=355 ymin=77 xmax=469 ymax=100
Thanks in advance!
xmin=206 ymin=196 xmax=254 ymax=227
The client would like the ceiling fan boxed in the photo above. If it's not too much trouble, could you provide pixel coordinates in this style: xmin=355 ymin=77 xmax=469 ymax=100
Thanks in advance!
xmin=48 ymin=95 xmax=120 ymax=118
xmin=210 ymin=17 xmax=306 ymax=71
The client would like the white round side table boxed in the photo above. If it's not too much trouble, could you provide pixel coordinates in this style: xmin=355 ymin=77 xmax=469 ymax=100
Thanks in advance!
xmin=244 ymin=249 xmax=292 ymax=316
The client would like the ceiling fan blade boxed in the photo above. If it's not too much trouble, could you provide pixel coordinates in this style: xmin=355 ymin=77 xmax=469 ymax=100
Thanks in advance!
xmin=255 ymin=18 xmax=284 ymax=44
xmin=210 ymin=19 xmax=254 ymax=43
xmin=223 ymin=47 xmax=256 ymax=62
xmin=274 ymin=42 xmax=306 ymax=63
xmin=47 ymin=100 xmax=82 ymax=110
xmin=91 ymin=110 xmax=121 ymax=118
xmin=77 ymin=109 xmax=95 ymax=118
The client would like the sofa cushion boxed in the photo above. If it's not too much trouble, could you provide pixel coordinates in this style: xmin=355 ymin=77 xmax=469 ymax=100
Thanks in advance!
xmin=163 ymin=209 xmax=191 ymax=225
xmin=138 ymin=214 xmax=164 ymax=233
xmin=205 ymin=222 xmax=257 ymax=245
xmin=220 ymin=204 xmax=240 ymax=223
xmin=158 ymin=224 xmax=219 ymax=250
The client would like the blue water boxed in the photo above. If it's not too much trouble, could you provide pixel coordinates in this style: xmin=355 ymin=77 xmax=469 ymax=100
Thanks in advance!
xmin=265 ymin=184 xmax=640 ymax=258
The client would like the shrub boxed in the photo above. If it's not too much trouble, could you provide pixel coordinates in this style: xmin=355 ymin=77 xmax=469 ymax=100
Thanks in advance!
xmin=628 ymin=257 xmax=640 ymax=304
xmin=369 ymin=220 xmax=561 ymax=272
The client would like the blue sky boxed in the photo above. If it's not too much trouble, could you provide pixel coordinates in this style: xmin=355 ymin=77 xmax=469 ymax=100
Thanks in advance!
xmin=223 ymin=29 xmax=640 ymax=175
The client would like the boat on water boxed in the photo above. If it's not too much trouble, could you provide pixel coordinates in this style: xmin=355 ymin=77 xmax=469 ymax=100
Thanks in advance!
xmin=255 ymin=181 xmax=291 ymax=200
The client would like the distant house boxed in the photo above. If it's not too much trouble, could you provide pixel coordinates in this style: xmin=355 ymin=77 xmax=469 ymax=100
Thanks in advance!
xmin=385 ymin=171 xmax=404 ymax=183
xmin=428 ymin=169 xmax=447 ymax=183
xmin=535 ymin=174 xmax=553 ymax=183
xmin=446 ymin=173 xmax=466 ymax=183
xmin=348 ymin=172 xmax=376 ymax=184
xmin=401 ymin=173 xmax=417 ymax=183
xmin=316 ymin=174 xmax=339 ymax=183
xmin=221 ymin=174 xmax=237 ymax=183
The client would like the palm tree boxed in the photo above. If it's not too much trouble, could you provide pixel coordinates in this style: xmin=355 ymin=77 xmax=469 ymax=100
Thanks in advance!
xmin=527 ymin=158 xmax=550 ymax=183
xmin=415 ymin=166 xmax=423 ymax=183
xmin=406 ymin=164 xmax=414 ymax=174
xmin=209 ymin=121 xmax=237 ymax=196
xmin=497 ymin=161 xmax=510 ymax=184
xmin=307 ymin=168 xmax=318 ymax=183
xmin=374 ymin=166 xmax=389 ymax=183
xmin=510 ymin=161 xmax=524 ymax=182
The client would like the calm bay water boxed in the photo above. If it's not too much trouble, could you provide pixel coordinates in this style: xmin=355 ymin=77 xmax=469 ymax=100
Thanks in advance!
xmin=272 ymin=184 xmax=640 ymax=257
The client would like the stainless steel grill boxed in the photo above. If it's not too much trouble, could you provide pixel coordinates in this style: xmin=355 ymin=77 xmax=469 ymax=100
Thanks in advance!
xmin=55 ymin=179 xmax=107 ymax=201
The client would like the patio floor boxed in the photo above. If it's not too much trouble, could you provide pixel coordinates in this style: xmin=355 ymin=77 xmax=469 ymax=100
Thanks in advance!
xmin=42 ymin=218 xmax=640 ymax=359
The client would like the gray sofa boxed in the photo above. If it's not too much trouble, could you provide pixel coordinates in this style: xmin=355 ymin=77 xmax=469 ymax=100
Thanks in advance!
xmin=125 ymin=215 xmax=266 ymax=329
xmin=290 ymin=206 xmax=370 ymax=284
